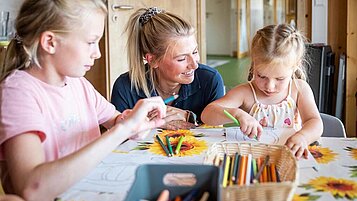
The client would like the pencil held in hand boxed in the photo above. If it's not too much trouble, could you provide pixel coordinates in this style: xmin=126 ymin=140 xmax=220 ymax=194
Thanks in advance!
xmin=223 ymin=109 xmax=240 ymax=126
xmin=163 ymin=94 xmax=179 ymax=104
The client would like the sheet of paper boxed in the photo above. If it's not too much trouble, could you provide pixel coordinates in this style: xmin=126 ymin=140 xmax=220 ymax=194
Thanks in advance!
xmin=225 ymin=127 xmax=296 ymax=145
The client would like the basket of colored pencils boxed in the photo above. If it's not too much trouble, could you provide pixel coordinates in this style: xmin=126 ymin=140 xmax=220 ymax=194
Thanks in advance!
xmin=203 ymin=142 xmax=298 ymax=201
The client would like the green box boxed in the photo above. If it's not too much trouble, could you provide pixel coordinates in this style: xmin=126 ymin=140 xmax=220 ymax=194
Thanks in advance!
xmin=125 ymin=164 xmax=220 ymax=201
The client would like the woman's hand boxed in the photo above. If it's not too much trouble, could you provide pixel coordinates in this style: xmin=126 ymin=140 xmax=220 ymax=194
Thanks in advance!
xmin=164 ymin=106 xmax=187 ymax=122
xmin=148 ymin=106 xmax=195 ymax=130
xmin=285 ymin=132 xmax=309 ymax=159
xmin=122 ymin=97 xmax=166 ymax=139
xmin=235 ymin=110 xmax=263 ymax=139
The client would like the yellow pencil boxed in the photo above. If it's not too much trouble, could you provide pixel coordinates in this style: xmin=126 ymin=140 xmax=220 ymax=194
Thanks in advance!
xmin=222 ymin=155 xmax=231 ymax=187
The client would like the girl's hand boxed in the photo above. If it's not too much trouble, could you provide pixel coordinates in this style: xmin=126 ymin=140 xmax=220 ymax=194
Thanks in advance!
xmin=115 ymin=109 xmax=133 ymax=123
xmin=123 ymin=97 xmax=166 ymax=138
xmin=285 ymin=132 xmax=309 ymax=159
xmin=236 ymin=111 xmax=263 ymax=139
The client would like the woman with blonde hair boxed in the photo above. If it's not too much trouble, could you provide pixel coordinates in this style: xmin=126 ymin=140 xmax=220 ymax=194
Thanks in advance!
xmin=111 ymin=7 xmax=225 ymax=130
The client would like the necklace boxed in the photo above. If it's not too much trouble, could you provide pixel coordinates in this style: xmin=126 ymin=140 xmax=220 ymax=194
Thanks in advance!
xmin=155 ymin=82 xmax=181 ymax=96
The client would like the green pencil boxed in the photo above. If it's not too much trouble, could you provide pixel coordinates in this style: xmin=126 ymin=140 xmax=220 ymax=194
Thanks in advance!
xmin=223 ymin=109 xmax=240 ymax=126
xmin=165 ymin=135 xmax=173 ymax=156
xmin=156 ymin=135 xmax=171 ymax=157
xmin=175 ymin=136 xmax=185 ymax=154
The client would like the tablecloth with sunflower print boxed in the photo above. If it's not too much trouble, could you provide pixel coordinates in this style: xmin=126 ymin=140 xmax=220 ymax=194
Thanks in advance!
xmin=59 ymin=129 xmax=357 ymax=201
xmin=294 ymin=137 xmax=357 ymax=201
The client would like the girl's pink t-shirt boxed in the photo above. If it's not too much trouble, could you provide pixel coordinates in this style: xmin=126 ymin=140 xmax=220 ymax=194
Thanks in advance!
xmin=0 ymin=70 xmax=116 ymax=161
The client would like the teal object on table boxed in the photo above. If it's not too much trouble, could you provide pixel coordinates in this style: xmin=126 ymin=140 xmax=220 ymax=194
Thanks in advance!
xmin=125 ymin=164 xmax=220 ymax=201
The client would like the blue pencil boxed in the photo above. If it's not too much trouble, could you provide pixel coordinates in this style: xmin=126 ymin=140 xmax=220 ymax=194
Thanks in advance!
xmin=163 ymin=94 xmax=179 ymax=104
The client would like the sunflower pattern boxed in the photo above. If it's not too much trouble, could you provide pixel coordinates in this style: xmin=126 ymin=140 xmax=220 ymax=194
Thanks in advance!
xmin=149 ymin=135 xmax=207 ymax=157
xmin=346 ymin=165 xmax=357 ymax=178
xmin=301 ymin=176 xmax=357 ymax=200
xmin=292 ymin=193 xmax=320 ymax=201
xmin=308 ymin=145 xmax=338 ymax=164
xmin=344 ymin=147 xmax=357 ymax=160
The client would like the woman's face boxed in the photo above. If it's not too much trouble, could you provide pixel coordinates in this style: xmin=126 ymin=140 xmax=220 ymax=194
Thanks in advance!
xmin=155 ymin=35 xmax=200 ymax=85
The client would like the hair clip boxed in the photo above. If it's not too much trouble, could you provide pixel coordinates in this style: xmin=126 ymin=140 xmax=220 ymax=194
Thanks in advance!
xmin=14 ymin=33 xmax=23 ymax=44
xmin=139 ymin=7 xmax=164 ymax=26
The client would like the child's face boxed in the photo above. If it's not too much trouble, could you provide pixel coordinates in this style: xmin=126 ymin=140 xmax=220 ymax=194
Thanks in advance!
xmin=155 ymin=35 xmax=200 ymax=85
xmin=52 ymin=11 xmax=105 ymax=79
xmin=252 ymin=63 xmax=294 ymax=97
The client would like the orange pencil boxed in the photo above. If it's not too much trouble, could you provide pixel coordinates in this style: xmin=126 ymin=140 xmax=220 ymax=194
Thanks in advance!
xmin=266 ymin=165 xmax=271 ymax=182
xmin=256 ymin=157 xmax=262 ymax=183
xmin=238 ymin=155 xmax=247 ymax=185
xmin=254 ymin=155 xmax=270 ymax=184
xmin=270 ymin=163 xmax=277 ymax=182
xmin=262 ymin=164 xmax=268 ymax=182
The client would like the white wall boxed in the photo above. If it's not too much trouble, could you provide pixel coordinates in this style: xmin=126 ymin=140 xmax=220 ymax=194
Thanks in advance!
xmin=206 ymin=0 xmax=231 ymax=55
xmin=0 ymin=0 xmax=24 ymax=36
xmin=311 ymin=0 xmax=328 ymax=43
xmin=250 ymin=0 xmax=264 ymax=41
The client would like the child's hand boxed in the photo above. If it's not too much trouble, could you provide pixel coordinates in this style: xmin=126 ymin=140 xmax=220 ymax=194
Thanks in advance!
xmin=124 ymin=97 xmax=166 ymax=135
xmin=285 ymin=132 xmax=309 ymax=159
xmin=237 ymin=112 xmax=263 ymax=139
xmin=115 ymin=109 xmax=133 ymax=123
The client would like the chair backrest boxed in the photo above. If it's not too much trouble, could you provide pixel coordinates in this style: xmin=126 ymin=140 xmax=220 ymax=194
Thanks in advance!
xmin=320 ymin=113 xmax=346 ymax=138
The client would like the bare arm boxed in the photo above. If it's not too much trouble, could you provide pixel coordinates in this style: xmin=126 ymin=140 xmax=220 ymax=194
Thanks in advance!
xmin=4 ymin=97 xmax=166 ymax=201
xmin=201 ymin=86 xmax=245 ymax=126
xmin=201 ymin=84 xmax=262 ymax=137
xmin=285 ymin=80 xmax=323 ymax=158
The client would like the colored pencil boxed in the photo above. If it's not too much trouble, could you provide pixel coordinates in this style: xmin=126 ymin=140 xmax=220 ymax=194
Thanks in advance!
xmin=163 ymin=94 xmax=179 ymax=104
xmin=182 ymin=188 xmax=199 ymax=201
xmin=199 ymin=192 xmax=210 ymax=201
xmin=266 ymin=164 xmax=271 ymax=182
xmin=175 ymin=136 xmax=185 ymax=154
xmin=270 ymin=163 xmax=277 ymax=182
xmin=252 ymin=158 xmax=257 ymax=183
xmin=222 ymin=155 xmax=231 ymax=187
xmin=253 ymin=155 xmax=270 ymax=183
xmin=156 ymin=135 xmax=171 ymax=157
xmin=223 ymin=109 xmax=240 ymax=126
xmin=219 ymin=154 xmax=227 ymax=185
xmin=223 ymin=109 xmax=259 ymax=140
xmin=245 ymin=154 xmax=252 ymax=185
xmin=275 ymin=165 xmax=281 ymax=182
xmin=238 ymin=155 xmax=247 ymax=185
xmin=165 ymin=135 xmax=173 ymax=156
xmin=229 ymin=155 xmax=235 ymax=186
xmin=231 ymin=153 xmax=239 ymax=183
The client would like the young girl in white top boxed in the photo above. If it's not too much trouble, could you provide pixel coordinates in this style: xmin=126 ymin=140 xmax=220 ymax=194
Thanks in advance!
xmin=0 ymin=0 xmax=166 ymax=200
xmin=201 ymin=24 xmax=323 ymax=159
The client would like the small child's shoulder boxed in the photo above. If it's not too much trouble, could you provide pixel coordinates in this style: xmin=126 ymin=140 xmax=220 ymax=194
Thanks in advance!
xmin=229 ymin=82 xmax=251 ymax=93
xmin=293 ymin=79 xmax=310 ymax=89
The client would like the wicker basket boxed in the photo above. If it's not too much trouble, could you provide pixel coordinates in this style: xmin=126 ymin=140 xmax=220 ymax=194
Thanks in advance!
xmin=204 ymin=142 xmax=298 ymax=201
